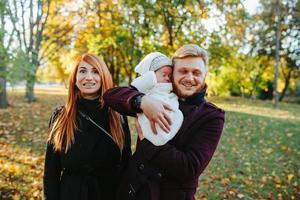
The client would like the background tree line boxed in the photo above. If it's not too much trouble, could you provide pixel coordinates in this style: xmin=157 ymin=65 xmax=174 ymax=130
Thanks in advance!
xmin=0 ymin=0 xmax=299 ymax=108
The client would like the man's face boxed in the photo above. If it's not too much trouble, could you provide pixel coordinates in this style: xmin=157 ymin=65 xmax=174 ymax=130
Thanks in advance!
xmin=172 ymin=57 xmax=207 ymax=98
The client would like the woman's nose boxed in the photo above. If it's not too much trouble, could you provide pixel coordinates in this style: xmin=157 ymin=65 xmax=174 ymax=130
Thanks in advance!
xmin=85 ymin=72 xmax=93 ymax=80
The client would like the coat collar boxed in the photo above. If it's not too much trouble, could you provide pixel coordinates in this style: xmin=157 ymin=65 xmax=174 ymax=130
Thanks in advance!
xmin=178 ymin=85 xmax=207 ymax=118
xmin=180 ymin=84 xmax=207 ymax=106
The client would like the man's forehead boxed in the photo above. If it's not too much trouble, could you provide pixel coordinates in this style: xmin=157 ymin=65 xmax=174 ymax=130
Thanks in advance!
xmin=174 ymin=57 xmax=205 ymax=68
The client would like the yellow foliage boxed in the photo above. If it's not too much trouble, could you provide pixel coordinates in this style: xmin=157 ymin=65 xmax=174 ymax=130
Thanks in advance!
xmin=263 ymin=148 xmax=273 ymax=154
xmin=222 ymin=178 xmax=231 ymax=185
xmin=3 ymin=163 xmax=20 ymax=176
xmin=287 ymin=174 xmax=294 ymax=182
xmin=261 ymin=176 xmax=267 ymax=183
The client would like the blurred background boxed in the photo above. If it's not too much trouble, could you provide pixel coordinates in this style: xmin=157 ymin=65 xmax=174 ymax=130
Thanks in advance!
xmin=0 ymin=0 xmax=299 ymax=199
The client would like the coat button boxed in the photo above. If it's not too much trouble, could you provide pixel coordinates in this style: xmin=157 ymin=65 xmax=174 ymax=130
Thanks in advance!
xmin=157 ymin=173 xmax=162 ymax=178
xmin=139 ymin=164 xmax=144 ymax=170
xmin=128 ymin=189 xmax=134 ymax=197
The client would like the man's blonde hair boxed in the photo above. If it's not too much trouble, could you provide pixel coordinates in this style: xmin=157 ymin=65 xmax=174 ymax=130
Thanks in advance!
xmin=172 ymin=44 xmax=209 ymax=70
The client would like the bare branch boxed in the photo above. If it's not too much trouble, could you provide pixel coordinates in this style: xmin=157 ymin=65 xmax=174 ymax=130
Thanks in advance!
xmin=28 ymin=0 xmax=34 ymax=53
xmin=5 ymin=28 xmax=15 ymax=49
xmin=7 ymin=0 xmax=23 ymax=48
xmin=40 ymin=26 xmax=74 ymax=61
xmin=20 ymin=0 xmax=28 ymax=50
xmin=36 ymin=0 xmax=51 ymax=55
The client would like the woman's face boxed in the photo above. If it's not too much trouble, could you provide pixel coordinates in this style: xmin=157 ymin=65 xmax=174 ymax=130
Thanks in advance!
xmin=76 ymin=61 xmax=101 ymax=99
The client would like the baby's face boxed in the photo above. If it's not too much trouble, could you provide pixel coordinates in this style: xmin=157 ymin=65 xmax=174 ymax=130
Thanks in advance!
xmin=155 ymin=66 xmax=173 ymax=83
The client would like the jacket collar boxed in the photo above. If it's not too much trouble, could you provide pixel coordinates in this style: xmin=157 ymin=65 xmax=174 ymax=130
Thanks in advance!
xmin=180 ymin=84 xmax=207 ymax=106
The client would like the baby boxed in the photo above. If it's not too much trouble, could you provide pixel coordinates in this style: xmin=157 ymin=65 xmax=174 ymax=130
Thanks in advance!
xmin=131 ymin=52 xmax=183 ymax=146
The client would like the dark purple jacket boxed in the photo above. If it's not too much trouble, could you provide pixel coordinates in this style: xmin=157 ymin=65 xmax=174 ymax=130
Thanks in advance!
xmin=103 ymin=86 xmax=225 ymax=200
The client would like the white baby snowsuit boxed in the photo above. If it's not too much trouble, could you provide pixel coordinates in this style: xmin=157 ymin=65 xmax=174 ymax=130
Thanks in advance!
xmin=131 ymin=70 xmax=183 ymax=146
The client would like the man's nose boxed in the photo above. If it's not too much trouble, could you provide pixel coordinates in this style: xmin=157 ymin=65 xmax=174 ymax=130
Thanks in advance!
xmin=185 ymin=73 xmax=194 ymax=81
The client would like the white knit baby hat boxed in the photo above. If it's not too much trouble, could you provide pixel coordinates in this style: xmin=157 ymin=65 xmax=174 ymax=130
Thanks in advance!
xmin=135 ymin=52 xmax=172 ymax=75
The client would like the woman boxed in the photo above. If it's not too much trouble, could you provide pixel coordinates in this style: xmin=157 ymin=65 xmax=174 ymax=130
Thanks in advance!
xmin=43 ymin=53 xmax=131 ymax=200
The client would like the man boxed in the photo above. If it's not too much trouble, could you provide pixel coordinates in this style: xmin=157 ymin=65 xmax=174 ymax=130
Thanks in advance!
xmin=104 ymin=44 xmax=225 ymax=200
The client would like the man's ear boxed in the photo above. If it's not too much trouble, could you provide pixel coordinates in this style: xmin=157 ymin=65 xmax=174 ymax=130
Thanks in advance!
xmin=205 ymin=71 xmax=210 ymax=78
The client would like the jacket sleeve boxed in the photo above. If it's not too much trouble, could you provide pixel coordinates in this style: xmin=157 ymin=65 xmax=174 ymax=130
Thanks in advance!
xmin=43 ymin=143 xmax=61 ymax=200
xmin=103 ymin=86 xmax=143 ymax=117
xmin=134 ymin=109 xmax=225 ymax=182
xmin=43 ymin=107 xmax=63 ymax=199
xmin=131 ymin=71 xmax=157 ymax=94
xmin=121 ymin=115 xmax=132 ymax=165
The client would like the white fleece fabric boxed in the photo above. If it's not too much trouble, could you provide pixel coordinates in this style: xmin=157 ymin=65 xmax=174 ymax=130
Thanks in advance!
xmin=131 ymin=71 xmax=183 ymax=146
xmin=135 ymin=52 xmax=172 ymax=75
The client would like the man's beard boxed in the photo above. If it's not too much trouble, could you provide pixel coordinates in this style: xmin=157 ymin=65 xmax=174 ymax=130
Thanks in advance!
xmin=172 ymin=82 xmax=201 ymax=99
xmin=172 ymin=82 xmax=205 ymax=99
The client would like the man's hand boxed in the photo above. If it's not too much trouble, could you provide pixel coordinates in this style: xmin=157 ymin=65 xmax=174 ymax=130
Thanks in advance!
xmin=135 ymin=119 xmax=144 ymax=140
xmin=140 ymin=95 xmax=173 ymax=134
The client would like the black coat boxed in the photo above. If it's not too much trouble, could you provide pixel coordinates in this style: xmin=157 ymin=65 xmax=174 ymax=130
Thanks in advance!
xmin=43 ymin=98 xmax=131 ymax=200
xmin=103 ymin=87 xmax=225 ymax=200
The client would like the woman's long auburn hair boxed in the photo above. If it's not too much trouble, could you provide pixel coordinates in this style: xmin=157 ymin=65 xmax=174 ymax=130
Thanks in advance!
xmin=48 ymin=53 xmax=124 ymax=153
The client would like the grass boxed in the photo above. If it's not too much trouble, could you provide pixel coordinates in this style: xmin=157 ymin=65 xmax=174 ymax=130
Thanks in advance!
xmin=197 ymin=97 xmax=300 ymax=200
xmin=0 ymin=91 xmax=299 ymax=199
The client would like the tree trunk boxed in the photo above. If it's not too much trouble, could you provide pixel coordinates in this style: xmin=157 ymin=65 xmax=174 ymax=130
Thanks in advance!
xmin=25 ymin=70 xmax=37 ymax=103
xmin=273 ymin=0 xmax=281 ymax=108
xmin=279 ymin=68 xmax=292 ymax=102
xmin=0 ymin=76 xmax=8 ymax=108
xmin=167 ymin=17 xmax=174 ymax=48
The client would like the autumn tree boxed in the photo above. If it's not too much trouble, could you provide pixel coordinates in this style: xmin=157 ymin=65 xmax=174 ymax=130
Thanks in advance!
xmin=39 ymin=0 xmax=77 ymax=85
xmin=6 ymin=0 xmax=51 ymax=102
xmin=206 ymin=0 xmax=258 ymax=97
xmin=0 ymin=0 xmax=14 ymax=108
xmin=64 ymin=0 xmax=153 ymax=85
xmin=33 ymin=0 xmax=299 ymax=103
xmin=125 ymin=0 xmax=209 ymax=52
xmin=251 ymin=0 xmax=300 ymax=101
